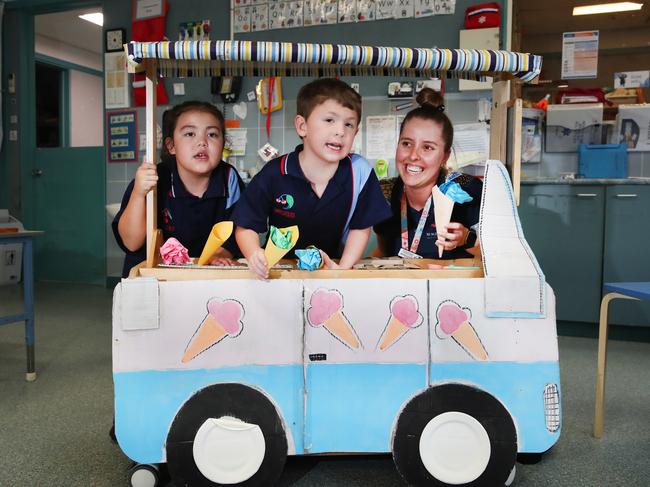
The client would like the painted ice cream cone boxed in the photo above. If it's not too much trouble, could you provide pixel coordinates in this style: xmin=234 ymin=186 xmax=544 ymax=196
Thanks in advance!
xmin=182 ymin=298 xmax=244 ymax=363
xmin=308 ymin=289 xmax=361 ymax=349
xmin=435 ymin=301 xmax=488 ymax=361
xmin=432 ymin=185 xmax=455 ymax=258
xmin=264 ymin=225 xmax=299 ymax=269
xmin=378 ymin=295 xmax=423 ymax=351
xmin=197 ymin=221 xmax=233 ymax=265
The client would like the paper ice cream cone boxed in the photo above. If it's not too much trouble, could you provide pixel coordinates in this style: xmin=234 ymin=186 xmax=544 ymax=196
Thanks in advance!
xmin=378 ymin=317 xmax=409 ymax=350
xmin=264 ymin=225 xmax=299 ymax=268
xmin=451 ymin=321 xmax=488 ymax=361
xmin=197 ymin=221 xmax=234 ymax=265
xmin=432 ymin=185 xmax=455 ymax=258
xmin=182 ymin=315 xmax=229 ymax=363
xmin=324 ymin=311 xmax=360 ymax=350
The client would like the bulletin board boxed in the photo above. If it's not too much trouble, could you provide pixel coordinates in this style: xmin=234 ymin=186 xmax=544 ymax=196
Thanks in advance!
xmin=107 ymin=110 xmax=139 ymax=163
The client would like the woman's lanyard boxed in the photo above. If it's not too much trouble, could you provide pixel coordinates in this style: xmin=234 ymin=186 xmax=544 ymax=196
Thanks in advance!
xmin=398 ymin=192 xmax=431 ymax=259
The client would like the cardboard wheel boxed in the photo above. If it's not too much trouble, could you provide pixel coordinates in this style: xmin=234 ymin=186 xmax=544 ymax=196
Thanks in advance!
xmin=166 ymin=383 xmax=287 ymax=487
xmin=392 ymin=384 xmax=517 ymax=487
xmin=129 ymin=464 xmax=160 ymax=487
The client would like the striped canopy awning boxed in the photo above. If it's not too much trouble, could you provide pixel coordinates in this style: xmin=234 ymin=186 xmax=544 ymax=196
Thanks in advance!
xmin=126 ymin=40 xmax=542 ymax=82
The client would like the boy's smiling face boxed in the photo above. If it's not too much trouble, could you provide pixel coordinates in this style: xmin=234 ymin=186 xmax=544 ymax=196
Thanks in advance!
xmin=294 ymin=99 xmax=359 ymax=165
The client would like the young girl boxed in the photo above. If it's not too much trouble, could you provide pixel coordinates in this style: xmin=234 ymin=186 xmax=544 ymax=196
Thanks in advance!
xmin=374 ymin=88 xmax=483 ymax=259
xmin=112 ymin=101 xmax=244 ymax=277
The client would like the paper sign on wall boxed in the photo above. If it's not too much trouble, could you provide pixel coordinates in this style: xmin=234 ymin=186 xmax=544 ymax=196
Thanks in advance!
xmin=365 ymin=116 xmax=397 ymax=160
xmin=562 ymin=31 xmax=599 ymax=80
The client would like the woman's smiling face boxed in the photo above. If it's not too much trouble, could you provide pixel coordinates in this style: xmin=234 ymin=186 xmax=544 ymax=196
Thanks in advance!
xmin=395 ymin=117 xmax=450 ymax=190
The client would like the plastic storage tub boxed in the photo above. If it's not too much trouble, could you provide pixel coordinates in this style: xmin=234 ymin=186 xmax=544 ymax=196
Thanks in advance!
xmin=578 ymin=144 xmax=628 ymax=179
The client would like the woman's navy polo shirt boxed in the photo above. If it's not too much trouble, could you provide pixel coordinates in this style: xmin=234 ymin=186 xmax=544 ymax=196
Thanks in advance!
xmin=374 ymin=174 xmax=483 ymax=259
xmin=112 ymin=160 xmax=244 ymax=277
xmin=233 ymin=145 xmax=392 ymax=258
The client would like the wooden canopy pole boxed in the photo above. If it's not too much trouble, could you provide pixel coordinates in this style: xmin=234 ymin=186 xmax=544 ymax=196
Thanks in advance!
xmin=145 ymin=60 xmax=160 ymax=269
xmin=510 ymin=98 xmax=523 ymax=206
xmin=489 ymin=79 xmax=511 ymax=163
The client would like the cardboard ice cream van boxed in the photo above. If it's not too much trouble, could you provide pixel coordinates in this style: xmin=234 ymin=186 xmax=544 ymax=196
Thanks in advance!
xmin=113 ymin=160 xmax=561 ymax=487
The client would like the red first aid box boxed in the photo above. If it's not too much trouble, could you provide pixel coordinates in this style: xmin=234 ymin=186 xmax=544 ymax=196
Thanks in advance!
xmin=465 ymin=3 xmax=501 ymax=29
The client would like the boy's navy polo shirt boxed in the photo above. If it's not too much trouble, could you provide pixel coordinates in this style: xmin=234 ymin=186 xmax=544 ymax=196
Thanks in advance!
xmin=374 ymin=175 xmax=483 ymax=259
xmin=233 ymin=145 xmax=392 ymax=258
xmin=112 ymin=160 xmax=244 ymax=277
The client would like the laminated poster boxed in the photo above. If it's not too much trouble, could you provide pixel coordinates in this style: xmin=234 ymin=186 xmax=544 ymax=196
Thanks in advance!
xmin=233 ymin=7 xmax=251 ymax=33
xmin=375 ymin=0 xmax=396 ymax=20
xmin=395 ymin=0 xmax=414 ymax=18
xmin=304 ymin=0 xmax=337 ymax=26
xmin=561 ymin=31 xmax=599 ymax=80
xmin=434 ymin=0 xmax=455 ymax=15
xmin=366 ymin=115 xmax=397 ymax=160
xmin=415 ymin=0 xmax=435 ymax=18
xmin=250 ymin=4 xmax=269 ymax=31
xmin=338 ymin=0 xmax=357 ymax=23
xmin=356 ymin=0 xmax=377 ymax=22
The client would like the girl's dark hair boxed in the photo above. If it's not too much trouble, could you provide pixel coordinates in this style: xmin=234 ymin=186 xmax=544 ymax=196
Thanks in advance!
xmin=399 ymin=88 xmax=453 ymax=153
xmin=160 ymin=101 xmax=226 ymax=164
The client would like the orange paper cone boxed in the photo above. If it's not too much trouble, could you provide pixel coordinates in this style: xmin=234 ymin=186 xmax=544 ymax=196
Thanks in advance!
xmin=197 ymin=221 xmax=234 ymax=265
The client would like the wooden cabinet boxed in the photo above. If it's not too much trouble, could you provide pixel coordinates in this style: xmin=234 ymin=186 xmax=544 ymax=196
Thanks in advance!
xmin=520 ymin=183 xmax=650 ymax=326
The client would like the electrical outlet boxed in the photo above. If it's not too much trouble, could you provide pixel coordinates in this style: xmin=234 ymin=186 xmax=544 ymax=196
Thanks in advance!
xmin=173 ymin=83 xmax=185 ymax=96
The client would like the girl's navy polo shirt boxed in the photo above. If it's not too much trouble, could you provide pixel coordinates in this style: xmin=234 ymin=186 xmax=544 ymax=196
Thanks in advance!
xmin=374 ymin=175 xmax=483 ymax=259
xmin=112 ymin=160 xmax=244 ymax=277
xmin=233 ymin=145 xmax=392 ymax=258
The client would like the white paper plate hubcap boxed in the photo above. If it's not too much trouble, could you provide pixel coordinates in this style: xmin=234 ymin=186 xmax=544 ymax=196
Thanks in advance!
xmin=419 ymin=411 xmax=491 ymax=485
xmin=130 ymin=468 xmax=157 ymax=487
xmin=193 ymin=416 xmax=266 ymax=484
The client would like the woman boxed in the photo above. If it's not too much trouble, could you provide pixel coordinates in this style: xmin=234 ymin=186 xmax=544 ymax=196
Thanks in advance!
xmin=374 ymin=88 xmax=482 ymax=259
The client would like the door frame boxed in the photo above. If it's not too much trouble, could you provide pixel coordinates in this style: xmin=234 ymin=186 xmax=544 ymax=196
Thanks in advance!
xmin=16 ymin=0 xmax=102 ymax=229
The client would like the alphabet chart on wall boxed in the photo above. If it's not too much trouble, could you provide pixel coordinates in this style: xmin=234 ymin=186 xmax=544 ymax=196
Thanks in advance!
xmin=231 ymin=0 xmax=455 ymax=33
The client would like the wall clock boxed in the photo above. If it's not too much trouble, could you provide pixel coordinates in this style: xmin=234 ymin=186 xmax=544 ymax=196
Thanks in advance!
xmin=106 ymin=28 xmax=126 ymax=52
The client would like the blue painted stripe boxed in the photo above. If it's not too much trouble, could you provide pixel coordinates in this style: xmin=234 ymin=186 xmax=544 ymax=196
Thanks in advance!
xmin=430 ymin=361 xmax=561 ymax=453
xmin=114 ymin=365 xmax=304 ymax=464
xmin=306 ymin=363 xmax=427 ymax=453
xmin=114 ymin=361 xmax=560 ymax=463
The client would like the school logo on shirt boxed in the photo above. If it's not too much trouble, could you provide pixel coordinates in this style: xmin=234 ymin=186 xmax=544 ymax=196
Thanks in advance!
xmin=273 ymin=193 xmax=296 ymax=219
xmin=162 ymin=208 xmax=174 ymax=232
xmin=275 ymin=194 xmax=294 ymax=210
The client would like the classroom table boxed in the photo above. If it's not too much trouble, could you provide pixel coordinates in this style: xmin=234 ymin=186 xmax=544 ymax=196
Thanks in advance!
xmin=0 ymin=230 xmax=43 ymax=382
xmin=593 ymin=281 xmax=650 ymax=438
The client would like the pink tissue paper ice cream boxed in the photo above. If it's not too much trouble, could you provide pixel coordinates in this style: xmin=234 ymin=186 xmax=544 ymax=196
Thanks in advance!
xmin=436 ymin=301 xmax=488 ymax=360
xmin=182 ymin=298 xmax=244 ymax=363
xmin=378 ymin=295 xmax=423 ymax=351
xmin=160 ymin=237 xmax=191 ymax=265
xmin=308 ymin=289 xmax=360 ymax=349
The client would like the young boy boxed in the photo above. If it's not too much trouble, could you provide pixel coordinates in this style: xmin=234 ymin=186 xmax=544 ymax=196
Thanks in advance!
xmin=234 ymin=78 xmax=391 ymax=279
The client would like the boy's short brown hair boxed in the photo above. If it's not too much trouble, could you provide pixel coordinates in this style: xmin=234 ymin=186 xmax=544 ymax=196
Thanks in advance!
xmin=296 ymin=78 xmax=362 ymax=123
